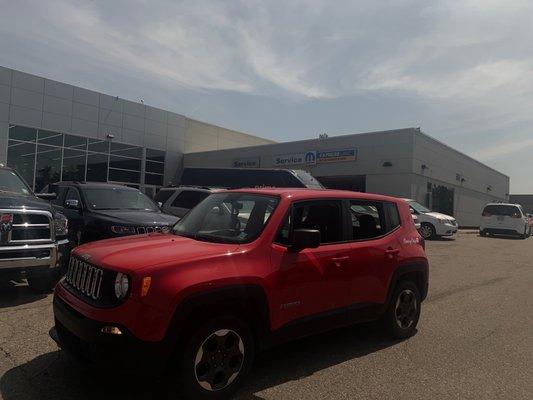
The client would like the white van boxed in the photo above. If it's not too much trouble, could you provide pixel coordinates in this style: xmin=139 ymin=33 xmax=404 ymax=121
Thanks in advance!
xmin=403 ymin=199 xmax=458 ymax=239
xmin=480 ymin=203 xmax=531 ymax=239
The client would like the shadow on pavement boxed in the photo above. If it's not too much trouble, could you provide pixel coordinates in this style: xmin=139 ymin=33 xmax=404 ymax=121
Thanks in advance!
xmin=0 ymin=280 xmax=46 ymax=309
xmin=1 ymin=322 xmax=403 ymax=400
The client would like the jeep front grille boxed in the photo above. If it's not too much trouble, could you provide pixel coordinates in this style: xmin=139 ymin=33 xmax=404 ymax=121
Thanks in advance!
xmin=0 ymin=209 xmax=53 ymax=245
xmin=136 ymin=226 xmax=169 ymax=234
xmin=65 ymin=257 xmax=104 ymax=300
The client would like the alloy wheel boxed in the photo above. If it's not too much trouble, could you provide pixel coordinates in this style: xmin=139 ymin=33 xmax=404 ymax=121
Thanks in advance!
xmin=394 ymin=289 xmax=418 ymax=329
xmin=420 ymin=225 xmax=433 ymax=239
xmin=194 ymin=329 xmax=245 ymax=392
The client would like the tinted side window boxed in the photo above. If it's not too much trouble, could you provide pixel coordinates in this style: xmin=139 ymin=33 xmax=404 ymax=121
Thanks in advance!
xmin=276 ymin=200 xmax=344 ymax=245
xmin=385 ymin=202 xmax=401 ymax=230
xmin=349 ymin=200 xmax=387 ymax=240
xmin=483 ymin=205 xmax=521 ymax=216
xmin=171 ymin=191 xmax=209 ymax=209
xmin=50 ymin=185 xmax=68 ymax=206
xmin=65 ymin=187 xmax=81 ymax=204
xmin=154 ymin=189 xmax=174 ymax=203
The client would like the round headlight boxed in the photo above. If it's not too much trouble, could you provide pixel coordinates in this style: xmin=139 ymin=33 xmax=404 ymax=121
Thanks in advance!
xmin=114 ymin=272 xmax=130 ymax=299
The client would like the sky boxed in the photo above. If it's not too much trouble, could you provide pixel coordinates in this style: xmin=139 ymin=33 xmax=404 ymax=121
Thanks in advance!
xmin=0 ymin=0 xmax=532 ymax=192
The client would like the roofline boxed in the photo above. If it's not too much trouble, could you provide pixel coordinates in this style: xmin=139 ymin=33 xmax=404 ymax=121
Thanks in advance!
xmin=185 ymin=127 xmax=417 ymax=156
xmin=414 ymin=130 xmax=510 ymax=179
xmin=1 ymin=64 xmax=272 ymax=144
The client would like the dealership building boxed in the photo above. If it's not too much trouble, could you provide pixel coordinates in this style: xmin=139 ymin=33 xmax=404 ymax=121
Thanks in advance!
xmin=185 ymin=129 xmax=510 ymax=226
xmin=1 ymin=66 xmax=509 ymax=226
xmin=0 ymin=66 xmax=273 ymax=198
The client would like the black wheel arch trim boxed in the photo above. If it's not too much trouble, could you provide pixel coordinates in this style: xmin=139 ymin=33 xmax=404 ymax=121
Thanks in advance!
xmin=386 ymin=261 xmax=429 ymax=304
xmin=165 ymin=284 xmax=271 ymax=349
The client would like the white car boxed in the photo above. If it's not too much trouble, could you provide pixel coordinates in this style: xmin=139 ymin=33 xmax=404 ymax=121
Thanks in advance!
xmin=479 ymin=203 xmax=530 ymax=239
xmin=403 ymin=199 xmax=458 ymax=239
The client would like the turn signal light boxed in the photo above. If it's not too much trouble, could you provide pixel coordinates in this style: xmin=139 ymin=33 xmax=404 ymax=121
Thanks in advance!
xmin=141 ymin=277 xmax=151 ymax=297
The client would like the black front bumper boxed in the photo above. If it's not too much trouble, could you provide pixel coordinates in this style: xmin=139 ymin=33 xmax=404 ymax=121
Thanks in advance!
xmin=50 ymin=295 xmax=170 ymax=375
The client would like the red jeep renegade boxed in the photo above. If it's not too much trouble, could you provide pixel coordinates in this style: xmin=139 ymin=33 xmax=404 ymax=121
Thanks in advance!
xmin=50 ymin=188 xmax=428 ymax=399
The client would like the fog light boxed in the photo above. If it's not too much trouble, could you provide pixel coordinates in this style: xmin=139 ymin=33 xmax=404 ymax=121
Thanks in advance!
xmin=101 ymin=326 xmax=122 ymax=335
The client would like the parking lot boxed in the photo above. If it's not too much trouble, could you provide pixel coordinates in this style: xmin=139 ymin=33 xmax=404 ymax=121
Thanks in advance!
xmin=0 ymin=232 xmax=531 ymax=400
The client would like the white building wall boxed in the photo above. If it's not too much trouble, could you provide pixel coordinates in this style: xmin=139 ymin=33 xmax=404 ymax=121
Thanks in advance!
xmin=0 ymin=66 xmax=273 ymax=186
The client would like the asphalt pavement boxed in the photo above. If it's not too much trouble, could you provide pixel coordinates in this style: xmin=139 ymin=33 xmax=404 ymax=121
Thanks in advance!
xmin=0 ymin=232 xmax=532 ymax=399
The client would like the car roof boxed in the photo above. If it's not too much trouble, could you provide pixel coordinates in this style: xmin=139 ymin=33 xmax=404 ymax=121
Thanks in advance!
xmin=225 ymin=187 xmax=401 ymax=202
xmin=53 ymin=181 xmax=137 ymax=190
xmin=484 ymin=203 xmax=521 ymax=207
xmin=159 ymin=185 xmax=221 ymax=192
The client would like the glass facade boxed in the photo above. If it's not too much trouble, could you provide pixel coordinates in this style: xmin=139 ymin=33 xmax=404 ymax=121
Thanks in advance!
xmin=6 ymin=124 xmax=166 ymax=194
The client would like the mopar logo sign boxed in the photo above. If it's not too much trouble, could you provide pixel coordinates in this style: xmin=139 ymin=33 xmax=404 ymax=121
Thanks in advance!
xmin=304 ymin=151 xmax=316 ymax=164
xmin=273 ymin=151 xmax=316 ymax=166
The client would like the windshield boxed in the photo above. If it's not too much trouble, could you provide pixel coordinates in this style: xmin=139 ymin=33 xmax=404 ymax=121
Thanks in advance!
xmin=172 ymin=192 xmax=279 ymax=244
xmin=291 ymin=170 xmax=324 ymax=189
xmin=0 ymin=169 xmax=32 ymax=195
xmin=84 ymin=188 xmax=159 ymax=211
xmin=408 ymin=200 xmax=431 ymax=213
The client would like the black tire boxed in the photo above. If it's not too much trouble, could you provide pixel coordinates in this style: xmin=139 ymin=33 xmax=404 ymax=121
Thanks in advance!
xmin=173 ymin=315 xmax=255 ymax=400
xmin=381 ymin=281 xmax=421 ymax=339
xmin=420 ymin=223 xmax=436 ymax=240
xmin=479 ymin=230 xmax=487 ymax=237
xmin=26 ymin=269 xmax=59 ymax=294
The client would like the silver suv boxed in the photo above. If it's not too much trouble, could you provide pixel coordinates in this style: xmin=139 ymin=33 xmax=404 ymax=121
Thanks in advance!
xmin=155 ymin=186 xmax=220 ymax=219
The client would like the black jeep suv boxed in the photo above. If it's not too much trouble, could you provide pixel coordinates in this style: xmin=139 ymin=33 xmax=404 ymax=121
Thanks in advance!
xmin=42 ymin=182 xmax=179 ymax=246
xmin=0 ymin=165 xmax=69 ymax=292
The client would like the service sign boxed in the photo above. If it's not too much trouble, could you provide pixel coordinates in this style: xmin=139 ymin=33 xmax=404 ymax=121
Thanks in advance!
xmin=273 ymin=151 xmax=317 ymax=166
xmin=232 ymin=157 xmax=260 ymax=168
xmin=317 ymin=148 xmax=357 ymax=163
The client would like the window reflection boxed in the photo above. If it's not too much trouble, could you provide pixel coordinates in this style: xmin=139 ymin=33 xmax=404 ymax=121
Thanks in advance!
xmin=86 ymin=153 xmax=108 ymax=182
xmin=62 ymin=149 xmax=86 ymax=181
xmin=6 ymin=125 xmax=165 ymax=191
xmin=35 ymin=145 xmax=62 ymax=191
xmin=7 ymin=140 xmax=36 ymax=187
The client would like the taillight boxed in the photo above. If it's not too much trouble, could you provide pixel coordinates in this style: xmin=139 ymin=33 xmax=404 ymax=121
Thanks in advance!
xmin=482 ymin=212 xmax=491 ymax=217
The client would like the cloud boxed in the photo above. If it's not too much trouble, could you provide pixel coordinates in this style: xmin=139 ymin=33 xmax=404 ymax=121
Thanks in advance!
xmin=2 ymin=0 xmax=533 ymax=190
xmin=471 ymin=137 xmax=533 ymax=161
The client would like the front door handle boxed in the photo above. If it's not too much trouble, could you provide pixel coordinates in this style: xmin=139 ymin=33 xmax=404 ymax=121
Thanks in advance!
xmin=331 ymin=256 xmax=350 ymax=267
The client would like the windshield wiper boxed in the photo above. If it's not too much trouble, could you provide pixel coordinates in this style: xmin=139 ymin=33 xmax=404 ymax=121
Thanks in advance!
xmin=174 ymin=231 xmax=237 ymax=244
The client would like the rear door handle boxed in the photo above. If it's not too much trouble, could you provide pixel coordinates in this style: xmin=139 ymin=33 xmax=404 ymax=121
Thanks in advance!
xmin=385 ymin=248 xmax=400 ymax=257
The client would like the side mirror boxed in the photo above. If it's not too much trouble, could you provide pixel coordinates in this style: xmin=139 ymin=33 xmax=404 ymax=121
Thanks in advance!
xmin=290 ymin=229 xmax=321 ymax=252
xmin=65 ymin=199 xmax=80 ymax=210
xmin=35 ymin=192 xmax=57 ymax=201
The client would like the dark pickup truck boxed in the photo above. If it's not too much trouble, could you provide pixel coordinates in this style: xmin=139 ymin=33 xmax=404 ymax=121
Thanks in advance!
xmin=0 ymin=165 xmax=69 ymax=292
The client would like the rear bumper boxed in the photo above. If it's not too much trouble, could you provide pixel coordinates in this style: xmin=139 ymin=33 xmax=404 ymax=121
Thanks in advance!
xmin=50 ymin=295 xmax=170 ymax=375
xmin=481 ymin=228 xmax=522 ymax=236
xmin=0 ymin=239 xmax=69 ymax=271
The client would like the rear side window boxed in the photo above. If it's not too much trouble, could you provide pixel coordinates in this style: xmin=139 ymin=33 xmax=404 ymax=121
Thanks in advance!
xmin=385 ymin=202 xmax=401 ymax=229
xmin=482 ymin=205 xmax=522 ymax=217
xmin=349 ymin=200 xmax=401 ymax=240
xmin=350 ymin=200 xmax=386 ymax=240
xmin=171 ymin=190 xmax=210 ymax=209
xmin=154 ymin=189 xmax=174 ymax=204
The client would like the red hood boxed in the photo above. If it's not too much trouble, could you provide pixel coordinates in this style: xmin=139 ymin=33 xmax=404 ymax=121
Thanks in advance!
xmin=72 ymin=234 xmax=240 ymax=273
